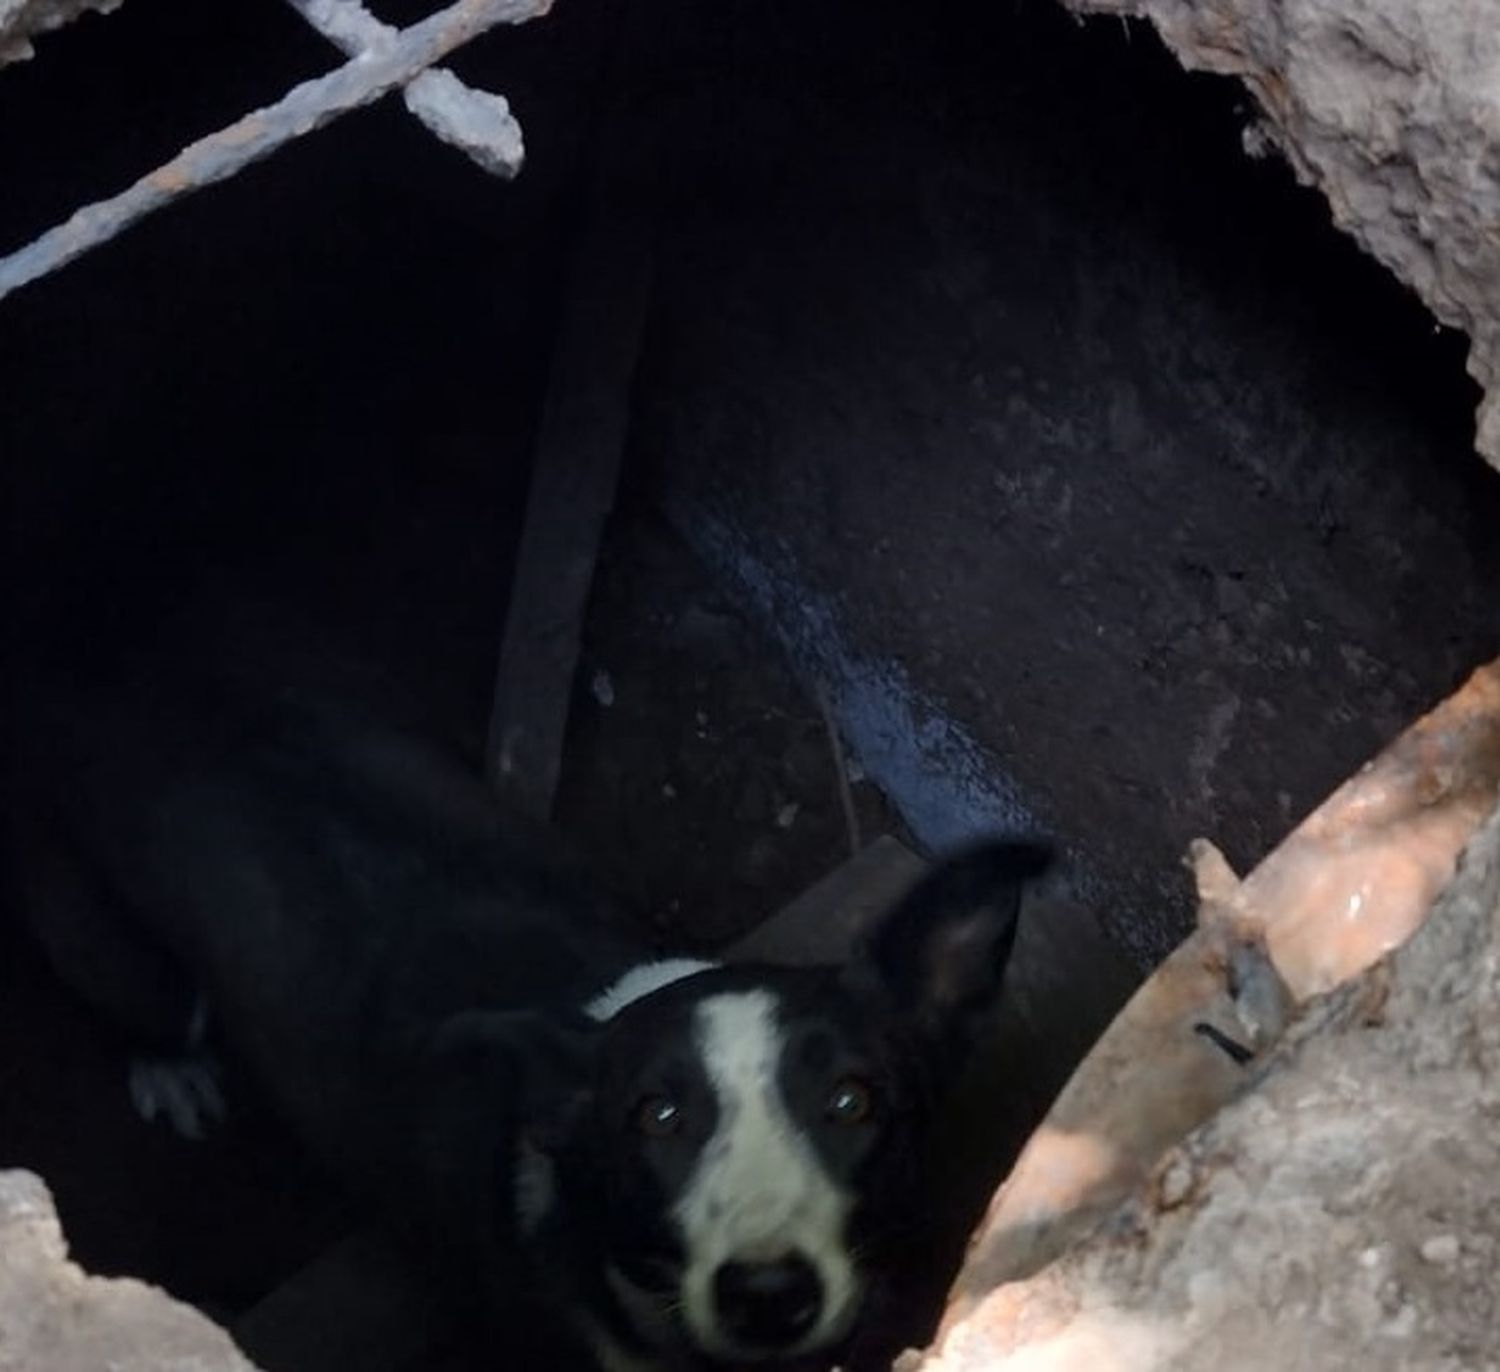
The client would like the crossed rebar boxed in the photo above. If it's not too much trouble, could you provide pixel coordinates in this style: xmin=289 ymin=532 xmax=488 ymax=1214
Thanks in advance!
xmin=0 ymin=0 xmax=549 ymax=304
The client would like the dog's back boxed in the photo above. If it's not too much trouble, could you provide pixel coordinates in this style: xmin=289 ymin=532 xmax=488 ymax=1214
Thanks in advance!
xmin=7 ymin=608 xmax=651 ymax=1330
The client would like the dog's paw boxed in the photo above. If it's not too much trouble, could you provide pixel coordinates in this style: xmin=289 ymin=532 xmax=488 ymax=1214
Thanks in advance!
xmin=127 ymin=1052 xmax=227 ymax=1141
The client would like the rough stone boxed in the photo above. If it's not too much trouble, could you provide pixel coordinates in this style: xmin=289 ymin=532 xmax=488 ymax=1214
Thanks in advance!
xmin=0 ymin=0 xmax=122 ymax=64
xmin=1065 ymin=0 xmax=1500 ymax=470
xmin=0 ymin=1168 xmax=261 ymax=1372
xmin=914 ymin=800 xmax=1500 ymax=1371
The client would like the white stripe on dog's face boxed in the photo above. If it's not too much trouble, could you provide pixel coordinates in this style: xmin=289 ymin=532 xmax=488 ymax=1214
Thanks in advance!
xmin=585 ymin=959 xmax=717 ymax=1023
xmin=674 ymin=990 xmax=860 ymax=1359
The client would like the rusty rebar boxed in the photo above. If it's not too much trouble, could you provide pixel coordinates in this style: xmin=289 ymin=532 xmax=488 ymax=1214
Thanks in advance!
xmin=0 ymin=0 xmax=549 ymax=304
xmin=283 ymin=0 xmax=524 ymax=178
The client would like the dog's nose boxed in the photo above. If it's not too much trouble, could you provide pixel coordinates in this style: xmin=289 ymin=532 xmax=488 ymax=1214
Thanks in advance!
xmin=712 ymin=1254 xmax=824 ymax=1349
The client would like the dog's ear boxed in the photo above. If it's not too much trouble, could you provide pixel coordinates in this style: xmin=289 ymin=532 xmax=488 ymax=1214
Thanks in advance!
xmin=430 ymin=1008 xmax=600 ymax=1152
xmin=846 ymin=839 xmax=1053 ymax=1048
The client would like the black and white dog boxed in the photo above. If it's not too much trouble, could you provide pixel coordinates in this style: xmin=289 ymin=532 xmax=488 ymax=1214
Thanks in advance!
xmin=8 ymin=626 xmax=1049 ymax=1371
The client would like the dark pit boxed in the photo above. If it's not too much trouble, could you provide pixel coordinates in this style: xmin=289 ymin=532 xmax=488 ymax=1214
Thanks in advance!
xmin=2 ymin=0 xmax=1497 ymax=1369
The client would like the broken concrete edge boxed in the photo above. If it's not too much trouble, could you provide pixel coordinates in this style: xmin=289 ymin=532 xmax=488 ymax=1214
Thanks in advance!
xmin=0 ymin=0 xmax=121 ymax=65
xmin=0 ymin=1167 xmax=264 ymax=1370
xmin=922 ymin=656 xmax=1500 ymax=1354
xmin=914 ymin=796 xmax=1500 ymax=1372
xmin=1063 ymin=0 xmax=1500 ymax=472
xmin=1232 ymin=658 xmax=1500 ymax=998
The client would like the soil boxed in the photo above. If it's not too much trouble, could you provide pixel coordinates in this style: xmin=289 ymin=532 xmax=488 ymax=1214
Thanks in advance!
xmin=555 ymin=498 xmax=905 ymax=951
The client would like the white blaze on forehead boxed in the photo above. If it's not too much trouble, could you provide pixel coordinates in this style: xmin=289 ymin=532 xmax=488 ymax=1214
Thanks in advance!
xmin=585 ymin=958 xmax=717 ymax=1022
xmin=675 ymin=990 xmax=859 ymax=1358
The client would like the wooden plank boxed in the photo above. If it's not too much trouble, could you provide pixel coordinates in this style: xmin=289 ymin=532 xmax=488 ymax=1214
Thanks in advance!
xmin=483 ymin=185 xmax=654 ymax=816
xmin=727 ymin=834 xmax=928 ymax=965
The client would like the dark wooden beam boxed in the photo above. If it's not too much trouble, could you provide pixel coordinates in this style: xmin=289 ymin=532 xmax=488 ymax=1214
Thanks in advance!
xmin=484 ymin=198 xmax=653 ymax=814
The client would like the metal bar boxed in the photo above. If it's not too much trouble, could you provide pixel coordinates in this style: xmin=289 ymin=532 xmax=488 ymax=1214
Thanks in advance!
xmin=283 ymin=0 xmax=524 ymax=178
xmin=0 ymin=0 xmax=549 ymax=304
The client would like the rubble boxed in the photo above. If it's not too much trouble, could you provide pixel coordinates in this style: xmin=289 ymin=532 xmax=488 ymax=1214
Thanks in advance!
xmin=0 ymin=1168 xmax=262 ymax=1371
xmin=916 ymin=798 xmax=1500 ymax=1371
xmin=916 ymin=660 xmax=1500 ymax=1371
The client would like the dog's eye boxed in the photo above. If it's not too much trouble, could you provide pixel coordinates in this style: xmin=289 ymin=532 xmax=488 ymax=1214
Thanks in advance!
xmin=634 ymin=1094 xmax=683 ymax=1138
xmin=825 ymin=1076 xmax=875 ymax=1125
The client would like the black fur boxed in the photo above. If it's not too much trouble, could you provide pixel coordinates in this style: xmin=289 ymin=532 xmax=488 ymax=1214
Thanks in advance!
xmin=7 ymin=617 xmax=1051 ymax=1370
xmin=7 ymin=632 xmax=641 ymax=1340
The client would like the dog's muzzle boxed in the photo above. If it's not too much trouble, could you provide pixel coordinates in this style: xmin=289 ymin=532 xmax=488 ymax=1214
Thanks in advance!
xmin=712 ymin=1252 xmax=824 ymax=1352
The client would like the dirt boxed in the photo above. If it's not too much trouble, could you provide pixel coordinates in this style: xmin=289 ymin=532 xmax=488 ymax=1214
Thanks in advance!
xmin=555 ymin=499 xmax=905 ymax=951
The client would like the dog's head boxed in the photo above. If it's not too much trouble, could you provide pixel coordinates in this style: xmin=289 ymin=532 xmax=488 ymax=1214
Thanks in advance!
xmin=445 ymin=840 xmax=1051 ymax=1368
